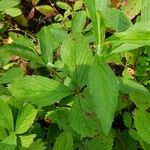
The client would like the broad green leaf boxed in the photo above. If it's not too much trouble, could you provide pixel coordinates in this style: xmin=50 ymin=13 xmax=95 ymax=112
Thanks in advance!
xmin=53 ymin=131 xmax=73 ymax=150
xmin=0 ymin=127 xmax=7 ymax=140
xmin=84 ymin=0 xmax=106 ymax=55
xmin=88 ymin=57 xmax=118 ymax=135
xmin=9 ymin=32 xmax=35 ymax=51
xmin=0 ymin=0 xmax=19 ymax=11
xmin=0 ymin=100 xmax=14 ymax=131
xmin=15 ymin=104 xmax=37 ymax=134
xmin=37 ymin=26 xmax=54 ymax=64
xmin=9 ymin=76 xmax=72 ymax=106
xmin=141 ymin=0 xmax=150 ymax=21
xmin=0 ymin=133 xmax=17 ymax=150
xmin=84 ymin=135 xmax=113 ymax=150
xmin=5 ymin=8 xmax=22 ymax=17
xmin=35 ymin=5 xmax=54 ymax=16
xmin=70 ymin=95 xmax=101 ymax=137
xmin=0 ymin=67 xmax=24 ymax=84
xmin=134 ymin=110 xmax=150 ymax=144
xmin=104 ymin=8 xmax=132 ymax=32
xmin=1 ymin=44 xmax=46 ymax=66
xmin=61 ymin=33 xmax=93 ymax=89
xmin=121 ymin=0 xmax=142 ymax=20
xmin=20 ymin=134 xmax=36 ymax=148
xmin=56 ymin=2 xmax=72 ymax=10
xmin=71 ymin=11 xmax=86 ymax=33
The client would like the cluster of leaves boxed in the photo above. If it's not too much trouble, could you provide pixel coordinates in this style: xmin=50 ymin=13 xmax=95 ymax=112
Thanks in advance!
xmin=0 ymin=0 xmax=150 ymax=149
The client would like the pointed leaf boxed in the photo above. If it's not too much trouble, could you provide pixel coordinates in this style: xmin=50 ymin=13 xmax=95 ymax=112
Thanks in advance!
xmin=88 ymin=57 xmax=118 ymax=135
xmin=9 ymin=76 xmax=72 ymax=106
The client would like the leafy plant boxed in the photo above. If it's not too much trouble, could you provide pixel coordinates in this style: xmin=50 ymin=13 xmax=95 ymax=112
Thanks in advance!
xmin=0 ymin=0 xmax=150 ymax=149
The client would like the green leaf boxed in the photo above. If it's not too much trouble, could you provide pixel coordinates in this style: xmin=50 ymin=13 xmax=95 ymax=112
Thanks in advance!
xmin=0 ymin=67 xmax=24 ymax=84
xmin=5 ymin=8 xmax=22 ymax=17
xmin=134 ymin=110 xmax=150 ymax=144
xmin=20 ymin=140 xmax=46 ymax=150
xmin=84 ymin=135 xmax=113 ymax=150
xmin=71 ymin=11 xmax=87 ymax=33
xmin=1 ymin=44 xmax=46 ymax=66
xmin=0 ymin=0 xmax=19 ymax=11
xmin=118 ymin=78 xmax=150 ymax=109
xmin=15 ymin=104 xmax=37 ymax=134
xmin=123 ymin=112 xmax=132 ymax=128
xmin=70 ymin=95 xmax=101 ymax=137
xmin=88 ymin=57 xmax=118 ymax=135
xmin=106 ymin=22 xmax=150 ymax=55
xmin=0 ymin=127 xmax=7 ymax=140
xmin=46 ymin=108 xmax=70 ymax=130
xmin=20 ymin=134 xmax=36 ymax=148
xmin=95 ymin=0 xmax=109 ymax=11
xmin=0 ymin=133 xmax=17 ymax=150
xmin=61 ymin=33 xmax=93 ymax=89
xmin=37 ymin=26 xmax=54 ymax=64
xmin=104 ymin=8 xmax=132 ymax=32
xmin=9 ymin=32 xmax=35 ymax=51
xmin=53 ymin=131 xmax=73 ymax=150
xmin=9 ymin=76 xmax=72 ymax=107
xmin=84 ymin=0 xmax=106 ymax=55
xmin=56 ymin=2 xmax=72 ymax=10
xmin=141 ymin=0 xmax=150 ymax=21
xmin=0 ymin=100 xmax=14 ymax=131
xmin=35 ymin=5 xmax=54 ymax=16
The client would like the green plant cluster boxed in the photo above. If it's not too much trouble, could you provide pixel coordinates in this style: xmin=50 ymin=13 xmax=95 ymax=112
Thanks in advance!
xmin=0 ymin=0 xmax=150 ymax=149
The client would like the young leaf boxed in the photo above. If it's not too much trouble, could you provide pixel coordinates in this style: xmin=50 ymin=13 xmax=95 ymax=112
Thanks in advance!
xmin=19 ymin=134 xmax=36 ymax=148
xmin=56 ymin=2 xmax=72 ymax=10
xmin=61 ymin=33 xmax=93 ymax=89
xmin=88 ymin=57 xmax=118 ymax=135
xmin=0 ymin=100 xmax=14 ymax=131
xmin=15 ymin=104 xmax=37 ymax=134
xmin=53 ymin=131 xmax=73 ymax=150
xmin=134 ymin=110 xmax=150 ymax=144
xmin=70 ymin=95 xmax=101 ymax=137
xmin=71 ymin=11 xmax=87 ymax=33
xmin=35 ymin=5 xmax=54 ymax=16
xmin=9 ymin=76 xmax=72 ymax=107
xmin=37 ymin=26 xmax=54 ymax=64
xmin=5 ymin=8 xmax=22 ymax=17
